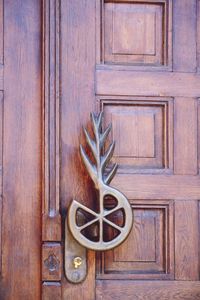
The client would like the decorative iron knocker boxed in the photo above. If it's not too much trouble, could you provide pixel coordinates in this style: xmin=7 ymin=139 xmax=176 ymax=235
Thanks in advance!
xmin=67 ymin=112 xmax=133 ymax=251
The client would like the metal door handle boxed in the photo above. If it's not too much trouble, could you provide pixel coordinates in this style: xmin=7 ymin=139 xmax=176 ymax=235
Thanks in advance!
xmin=68 ymin=112 xmax=133 ymax=251
xmin=65 ymin=112 xmax=133 ymax=283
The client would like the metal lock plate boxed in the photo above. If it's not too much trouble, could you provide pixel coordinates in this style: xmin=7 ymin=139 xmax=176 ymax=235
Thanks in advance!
xmin=65 ymin=220 xmax=87 ymax=283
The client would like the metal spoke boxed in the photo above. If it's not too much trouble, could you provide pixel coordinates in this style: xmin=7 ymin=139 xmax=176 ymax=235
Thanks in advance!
xmin=99 ymin=219 xmax=103 ymax=243
xmin=103 ymin=217 xmax=124 ymax=232
xmin=77 ymin=217 xmax=99 ymax=231
xmin=76 ymin=202 xmax=99 ymax=218
xmin=103 ymin=204 xmax=123 ymax=218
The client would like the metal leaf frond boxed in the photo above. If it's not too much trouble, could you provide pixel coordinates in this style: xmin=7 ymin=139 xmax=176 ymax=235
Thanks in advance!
xmin=80 ymin=112 xmax=118 ymax=186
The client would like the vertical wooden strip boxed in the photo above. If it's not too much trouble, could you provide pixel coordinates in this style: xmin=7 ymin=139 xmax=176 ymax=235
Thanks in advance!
xmin=95 ymin=0 xmax=101 ymax=64
xmin=0 ymin=92 xmax=2 ymax=273
xmin=42 ymin=282 xmax=61 ymax=300
xmin=0 ymin=0 xmax=3 ymax=65
xmin=61 ymin=0 xmax=96 ymax=298
xmin=174 ymin=98 xmax=197 ymax=175
xmin=42 ymin=0 xmax=61 ymax=241
xmin=0 ymin=93 xmax=2 ymax=200
xmin=173 ymin=0 xmax=197 ymax=72
xmin=175 ymin=200 xmax=199 ymax=280
xmin=3 ymin=1 xmax=41 ymax=298
xmin=198 ymin=100 xmax=200 ymax=171
xmin=0 ymin=3 xmax=3 ymax=273
xmin=198 ymin=0 xmax=200 ymax=71
xmin=165 ymin=0 xmax=172 ymax=69
xmin=42 ymin=4 xmax=61 ymax=297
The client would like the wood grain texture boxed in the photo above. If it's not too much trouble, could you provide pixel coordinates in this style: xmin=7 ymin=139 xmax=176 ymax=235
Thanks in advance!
xmin=198 ymin=0 xmax=200 ymax=71
xmin=2 ymin=1 xmax=42 ymax=299
xmin=96 ymin=70 xmax=200 ymax=97
xmin=96 ymin=281 xmax=200 ymax=300
xmin=42 ymin=282 xmax=61 ymax=300
xmin=104 ymin=2 xmax=164 ymax=65
xmin=60 ymin=0 xmax=96 ymax=298
xmin=112 ymin=174 xmax=200 ymax=200
xmin=175 ymin=201 xmax=199 ymax=280
xmin=174 ymin=98 xmax=198 ymax=175
xmin=0 ymin=0 xmax=3 ymax=65
xmin=173 ymin=0 xmax=197 ymax=72
xmin=198 ymin=100 xmax=200 ymax=170
xmin=60 ymin=0 xmax=96 ymax=210
xmin=0 ymin=65 xmax=3 ymax=91
xmin=0 ymin=92 xmax=2 ymax=273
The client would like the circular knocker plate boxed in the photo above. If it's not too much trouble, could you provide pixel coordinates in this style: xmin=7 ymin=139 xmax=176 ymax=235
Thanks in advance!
xmin=67 ymin=112 xmax=133 ymax=251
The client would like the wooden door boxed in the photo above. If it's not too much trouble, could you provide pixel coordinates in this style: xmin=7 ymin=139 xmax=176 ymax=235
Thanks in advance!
xmin=1 ymin=1 xmax=200 ymax=300
xmin=41 ymin=0 xmax=200 ymax=299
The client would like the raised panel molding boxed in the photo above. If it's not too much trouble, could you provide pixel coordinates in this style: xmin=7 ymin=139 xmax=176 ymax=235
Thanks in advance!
xmin=99 ymin=97 xmax=173 ymax=173
xmin=97 ymin=0 xmax=172 ymax=68
xmin=97 ymin=200 xmax=174 ymax=280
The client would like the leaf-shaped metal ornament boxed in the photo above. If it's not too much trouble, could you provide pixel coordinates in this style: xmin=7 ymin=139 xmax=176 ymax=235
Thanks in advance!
xmin=68 ymin=112 xmax=133 ymax=251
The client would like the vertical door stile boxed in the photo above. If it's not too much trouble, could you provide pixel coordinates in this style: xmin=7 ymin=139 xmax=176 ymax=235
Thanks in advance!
xmin=42 ymin=0 xmax=62 ymax=298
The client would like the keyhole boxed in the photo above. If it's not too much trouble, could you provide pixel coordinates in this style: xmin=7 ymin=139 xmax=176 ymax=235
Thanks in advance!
xmin=73 ymin=256 xmax=82 ymax=269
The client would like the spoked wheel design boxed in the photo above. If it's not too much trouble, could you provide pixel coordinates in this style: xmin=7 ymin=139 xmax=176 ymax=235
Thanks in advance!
xmin=68 ymin=188 xmax=133 ymax=250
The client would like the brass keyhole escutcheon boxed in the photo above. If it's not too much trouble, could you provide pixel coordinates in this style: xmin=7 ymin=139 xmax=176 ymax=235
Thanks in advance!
xmin=73 ymin=256 xmax=82 ymax=269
